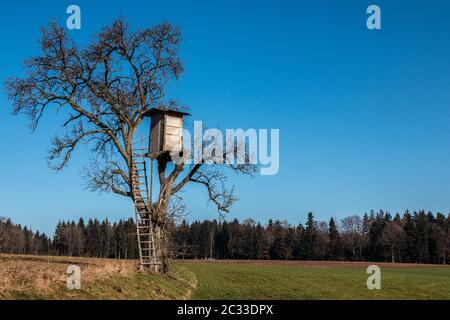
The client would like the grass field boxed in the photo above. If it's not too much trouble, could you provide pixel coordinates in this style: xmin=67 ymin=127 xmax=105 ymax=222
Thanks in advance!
xmin=1 ymin=255 xmax=449 ymax=299
xmin=180 ymin=260 xmax=450 ymax=300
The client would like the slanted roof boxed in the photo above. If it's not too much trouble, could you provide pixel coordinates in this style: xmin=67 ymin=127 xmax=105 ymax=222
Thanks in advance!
xmin=142 ymin=108 xmax=190 ymax=118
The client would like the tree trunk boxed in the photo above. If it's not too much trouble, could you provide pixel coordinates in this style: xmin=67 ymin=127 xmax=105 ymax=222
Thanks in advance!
xmin=131 ymin=156 xmax=176 ymax=273
xmin=359 ymin=243 xmax=362 ymax=260
xmin=135 ymin=205 xmax=170 ymax=274
xmin=391 ymin=246 xmax=395 ymax=263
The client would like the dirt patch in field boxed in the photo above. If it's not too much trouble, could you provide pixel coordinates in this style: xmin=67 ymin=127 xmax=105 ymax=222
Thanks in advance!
xmin=180 ymin=259 xmax=450 ymax=269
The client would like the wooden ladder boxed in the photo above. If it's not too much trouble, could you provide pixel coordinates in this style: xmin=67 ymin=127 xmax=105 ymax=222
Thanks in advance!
xmin=132 ymin=143 xmax=160 ymax=271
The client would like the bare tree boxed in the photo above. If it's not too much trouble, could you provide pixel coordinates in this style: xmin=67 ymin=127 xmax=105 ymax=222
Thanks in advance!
xmin=5 ymin=19 xmax=255 ymax=272
xmin=379 ymin=221 xmax=406 ymax=263
xmin=435 ymin=226 xmax=448 ymax=265
xmin=0 ymin=217 xmax=7 ymax=254
xmin=340 ymin=215 xmax=363 ymax=259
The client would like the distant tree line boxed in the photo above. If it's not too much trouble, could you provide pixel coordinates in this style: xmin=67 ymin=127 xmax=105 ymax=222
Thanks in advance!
xmin=0 ymin=217 xmax=138 ymax=259
xmin=1 ymin=210 xmax=449 ymax=264
xmin=172 ymin=210 xmax=450 ymax=264
xmin=0 ymin=217 xmax=49 ymax=255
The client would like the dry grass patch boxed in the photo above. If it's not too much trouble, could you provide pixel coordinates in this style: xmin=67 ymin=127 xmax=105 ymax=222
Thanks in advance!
xmin=0 ymin=254 xmax=195 ymax=300
xmin=0 ymin=254 xmax=135 ymax=299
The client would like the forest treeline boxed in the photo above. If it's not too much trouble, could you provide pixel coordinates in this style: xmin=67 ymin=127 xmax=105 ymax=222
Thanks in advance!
xmin=1 ymin=210 xmax=449 ymax=264
xmin=0 ymin=217 xmax=138 ymax=259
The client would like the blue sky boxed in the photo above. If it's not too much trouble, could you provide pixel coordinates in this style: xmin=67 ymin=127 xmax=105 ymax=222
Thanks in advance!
xmin=1 ymin=0 xmax=450 ymax=235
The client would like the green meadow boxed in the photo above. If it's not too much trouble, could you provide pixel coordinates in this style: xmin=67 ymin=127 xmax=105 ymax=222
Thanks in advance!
xmin=179 ymin=261 xmax=450 ymax=300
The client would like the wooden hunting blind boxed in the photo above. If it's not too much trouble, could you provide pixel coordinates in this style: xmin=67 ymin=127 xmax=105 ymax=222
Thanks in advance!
xmin=143 ymin=108 xmax=190 ymax=159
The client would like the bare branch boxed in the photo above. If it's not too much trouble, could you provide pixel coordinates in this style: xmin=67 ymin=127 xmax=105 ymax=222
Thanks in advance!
xmin=190 ymin=170 xmax=237 ymax=214
xmin=48 ymin=123 xmax=103 ymax=171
